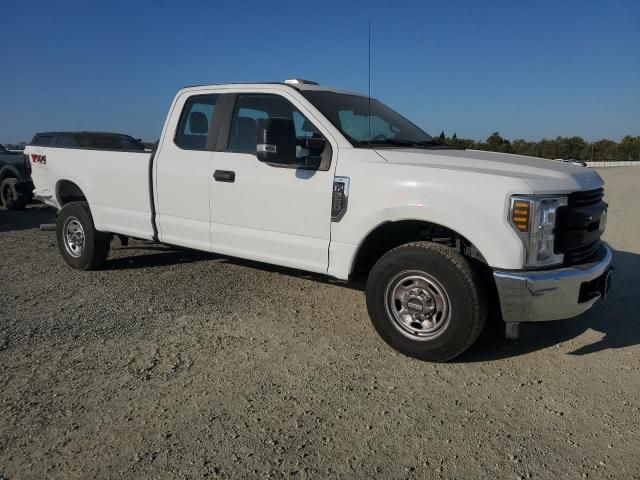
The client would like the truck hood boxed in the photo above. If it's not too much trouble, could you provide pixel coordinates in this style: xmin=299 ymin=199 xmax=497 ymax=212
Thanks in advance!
xmin=374 ymin=148 xmax=603 ymax=194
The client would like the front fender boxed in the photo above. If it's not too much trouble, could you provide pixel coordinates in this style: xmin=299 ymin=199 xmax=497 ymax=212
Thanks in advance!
xmin=329 ymin=206 xmax=524 ymax=280
xmin=329 ymin=156 xmax=532 ymax=279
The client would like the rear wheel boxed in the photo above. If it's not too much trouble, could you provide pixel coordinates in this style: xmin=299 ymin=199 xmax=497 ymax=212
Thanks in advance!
xmin=0 ymin=178 xmax=28 ymax=210
xmin=56 ymin=201 xmax=110 ymax=270
xmin=366 ymin=241 xmax=486 ymax=362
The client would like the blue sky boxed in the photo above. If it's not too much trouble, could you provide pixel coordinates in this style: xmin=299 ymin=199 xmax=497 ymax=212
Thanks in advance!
xmin=1 ymin=0 xmax=638 ymax=143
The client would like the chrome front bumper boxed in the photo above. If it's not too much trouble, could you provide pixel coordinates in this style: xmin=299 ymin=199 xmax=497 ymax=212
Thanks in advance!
xmin=493 ymin=244 xmax=613 ymax=324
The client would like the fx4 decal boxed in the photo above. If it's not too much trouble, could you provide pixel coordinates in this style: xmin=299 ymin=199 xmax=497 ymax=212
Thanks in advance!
xmin=31 ymin=154 xmax=47 ymax=164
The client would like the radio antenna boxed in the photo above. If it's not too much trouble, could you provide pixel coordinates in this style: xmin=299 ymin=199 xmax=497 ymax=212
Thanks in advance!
xmin=368 ymin=21 xmax=372 ymax=144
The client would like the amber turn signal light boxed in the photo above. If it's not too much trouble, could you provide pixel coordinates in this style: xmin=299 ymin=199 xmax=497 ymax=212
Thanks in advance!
xmin=511 ymin=200 xmax=531 ymax=232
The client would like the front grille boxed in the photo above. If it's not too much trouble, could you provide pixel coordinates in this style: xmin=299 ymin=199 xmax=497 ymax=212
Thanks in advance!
xmin=557 ymin=188 xmax=606 ymax=266
xmin=568 ymin=188 xmax=604 ymax=207
xmin=564 ymin=238 xmax=601 ymax=265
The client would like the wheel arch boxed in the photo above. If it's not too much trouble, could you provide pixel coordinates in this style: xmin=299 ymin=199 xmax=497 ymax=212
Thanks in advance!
xmin=350 ymin=218 xmax=489 ymax=278
xmin=0 ymin=165 xmax=20 ymax=181
xmin=56 ymin=179 xmax=88 ymax=207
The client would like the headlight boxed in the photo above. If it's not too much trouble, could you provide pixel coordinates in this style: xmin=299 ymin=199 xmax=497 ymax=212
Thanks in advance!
xmin=509 ymin=195 xmax=568 ymax=268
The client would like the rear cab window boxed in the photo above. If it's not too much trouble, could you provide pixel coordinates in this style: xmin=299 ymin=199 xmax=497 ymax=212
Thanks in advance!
xmin=174 ymin=95 xmax=219 ymax=151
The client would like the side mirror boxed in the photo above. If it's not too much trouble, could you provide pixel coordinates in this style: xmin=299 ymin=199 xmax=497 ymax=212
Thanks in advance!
xmin=256 ymin=117 xmax=297 ymax=165
xmin=298 ymin=137 xmax=326 ymax=151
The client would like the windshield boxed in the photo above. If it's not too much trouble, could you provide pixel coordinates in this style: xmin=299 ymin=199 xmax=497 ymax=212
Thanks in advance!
xmin=301 ymin=91 xmax=437 ymax=148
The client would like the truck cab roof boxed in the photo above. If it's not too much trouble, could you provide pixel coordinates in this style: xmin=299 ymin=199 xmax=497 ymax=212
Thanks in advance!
xmin=180 ymin=79 xmax=363 ymax=97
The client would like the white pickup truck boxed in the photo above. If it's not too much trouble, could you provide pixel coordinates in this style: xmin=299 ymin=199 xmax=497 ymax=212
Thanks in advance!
xmin=26 ymin=79 xmax=612 ymax=361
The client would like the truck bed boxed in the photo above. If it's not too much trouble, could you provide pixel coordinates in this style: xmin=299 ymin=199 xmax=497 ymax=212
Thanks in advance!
xmin=26 ymin=145 xmax=154 ymax=240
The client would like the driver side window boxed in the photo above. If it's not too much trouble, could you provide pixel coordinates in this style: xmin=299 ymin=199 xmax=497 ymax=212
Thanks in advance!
xmin=227 ymin=94 xmax=323 ymax=162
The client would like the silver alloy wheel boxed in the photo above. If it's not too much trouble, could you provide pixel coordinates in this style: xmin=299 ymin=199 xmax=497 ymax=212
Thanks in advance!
xmin=384 ymin=270 xmax=452 ymax=341
xmin=63 ymin=217 xmax=86 ymax=258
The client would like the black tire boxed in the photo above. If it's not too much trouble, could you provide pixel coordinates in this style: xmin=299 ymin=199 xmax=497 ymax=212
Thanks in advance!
xmin=366 ymin=241 xmax=486 ymax=362
xmin=0 ymin=178 xmax=28 ymax=210
xmin=56 ymin=201 xmax=110 ymax=270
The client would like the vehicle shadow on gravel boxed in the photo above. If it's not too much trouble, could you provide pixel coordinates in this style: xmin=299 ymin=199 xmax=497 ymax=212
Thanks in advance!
xmin=103 ymin=244 xmax=214 ymax=269
xmin=0 ymin=204 xmax=56 ymax=233
xmin=456 ymin=248 xmax=640 ymax=363
xmin=101 ymin=242 xmax=640 ymax=362
xmin=103 ymin=243 xmax=365 ymax=289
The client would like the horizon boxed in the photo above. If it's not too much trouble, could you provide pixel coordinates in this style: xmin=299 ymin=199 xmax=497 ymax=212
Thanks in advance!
xmin=3 ymin=130 xmax=639 ymax=147
xmin=1 ymin=0 xmax=638 ymax=144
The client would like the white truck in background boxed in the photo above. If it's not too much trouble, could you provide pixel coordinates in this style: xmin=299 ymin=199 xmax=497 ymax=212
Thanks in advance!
xmin=26 ymin=79 xmax=612 ymax=361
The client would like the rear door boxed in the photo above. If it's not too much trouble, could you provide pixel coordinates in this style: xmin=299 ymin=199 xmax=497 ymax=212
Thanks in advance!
xmin=209 ymin=91 xmax=338 ymax=274
xmin=154 ymin=93 xmax=220 ymax=251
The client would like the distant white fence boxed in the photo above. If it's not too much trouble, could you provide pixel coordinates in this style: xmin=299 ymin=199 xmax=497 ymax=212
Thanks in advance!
xmin=587 ymin=161 xmax=640 ymax=167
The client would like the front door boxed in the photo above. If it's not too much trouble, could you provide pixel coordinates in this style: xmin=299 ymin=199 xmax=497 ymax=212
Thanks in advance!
xmin=209 ymin=93 xmax=336 ymax=274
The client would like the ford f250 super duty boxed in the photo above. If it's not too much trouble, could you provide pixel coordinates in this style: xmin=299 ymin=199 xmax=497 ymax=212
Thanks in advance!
xmin=26 ymin=79 xmax=613 ymax=361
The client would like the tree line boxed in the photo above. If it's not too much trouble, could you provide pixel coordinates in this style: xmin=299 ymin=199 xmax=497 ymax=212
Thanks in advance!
xmin=4 ymin=133 xmax=640 ymax=161
xmin=437 ymin=132 xmax=640 ymax=162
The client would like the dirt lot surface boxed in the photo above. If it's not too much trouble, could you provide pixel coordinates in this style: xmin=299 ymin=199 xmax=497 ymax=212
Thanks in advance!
xmin=1 ymin=167 xmax=639 ymax=479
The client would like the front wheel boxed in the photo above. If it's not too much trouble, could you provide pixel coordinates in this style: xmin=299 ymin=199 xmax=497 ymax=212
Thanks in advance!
xmin=366 ymin=241 xmax=486 ymax=362
xmin=56 ymin=201 xmax=110 ymax=270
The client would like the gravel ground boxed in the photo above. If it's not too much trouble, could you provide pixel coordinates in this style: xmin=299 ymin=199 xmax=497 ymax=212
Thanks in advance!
xmin=1 ymin=167 xmax=639 ymax=479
